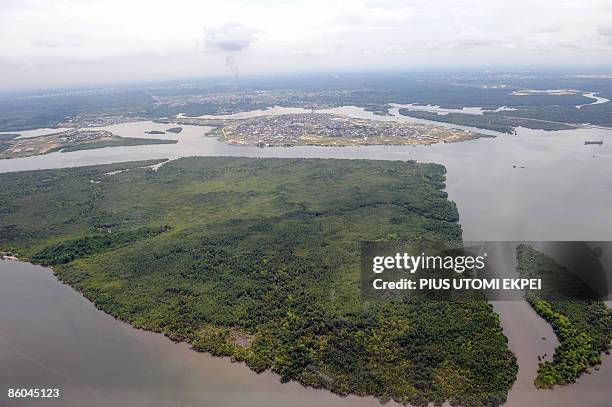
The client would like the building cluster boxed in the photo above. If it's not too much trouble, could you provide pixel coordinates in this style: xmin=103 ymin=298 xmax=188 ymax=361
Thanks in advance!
xmin=222 ymin=113 xmax=454 ymax=146
xmin=61 ymin=114 xmax=136 ymax=128
xmin=157 ymin=90 xmax=354 ymax=113
xmin=57 ymin=129 xmax=113 ymax=144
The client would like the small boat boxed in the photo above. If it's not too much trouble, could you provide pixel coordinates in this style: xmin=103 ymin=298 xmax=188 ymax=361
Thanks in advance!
xmin=584 ymin=140 xmax=603 ymax=145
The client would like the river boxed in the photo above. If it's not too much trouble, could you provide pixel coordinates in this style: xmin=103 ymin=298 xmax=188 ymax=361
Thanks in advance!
xmin=0 ymin=259 xmax=393 ymax=407
xmin=1 ymin=106 xmax=611 ymax=406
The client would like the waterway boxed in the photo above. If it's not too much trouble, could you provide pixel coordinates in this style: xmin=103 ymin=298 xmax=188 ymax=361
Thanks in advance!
xmin=1 ymin=106 xmax=611 ymax=406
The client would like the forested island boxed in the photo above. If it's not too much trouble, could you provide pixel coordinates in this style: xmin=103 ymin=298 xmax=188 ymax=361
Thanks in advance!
xmin=49 ymin=136 xmax=177 ymax=153
xmin=398 ymin=110 xmax=575 ymax=134
xmin=0 ymin=157 xmax=519 ymax=406
xmin=517 ymin=245 xmax=612 ymax=388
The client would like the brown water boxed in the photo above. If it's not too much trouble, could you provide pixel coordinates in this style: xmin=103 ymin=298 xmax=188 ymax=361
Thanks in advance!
xmin=485 ymin=242 xmax=612 ymax=407
xmin=0 ymin=260 xmax=399 ymax=407
xmin=1 ymin=107 xmax=611 ymax=241
xmin=1 ymin=107 xmax=611 ymax=406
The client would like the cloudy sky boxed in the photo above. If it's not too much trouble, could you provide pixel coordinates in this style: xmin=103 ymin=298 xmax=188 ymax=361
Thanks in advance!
xmin=1 ymin=0 xmax=612 ymax=90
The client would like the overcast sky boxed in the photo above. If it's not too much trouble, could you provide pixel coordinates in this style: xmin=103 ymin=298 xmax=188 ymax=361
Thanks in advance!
xmin=2 ymin=0 xmax=612 ymax=90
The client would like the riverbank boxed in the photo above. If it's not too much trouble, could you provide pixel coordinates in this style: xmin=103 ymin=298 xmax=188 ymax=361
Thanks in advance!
xmin=3 ymin=248 xmax=611 ymax=407
xmin=0 ymin=157 xmax=518 ymax=406
xmin=1 ymin=107 xmax=611 ymax=406
xmin=0 ymin=259 xmax=405 ymax=407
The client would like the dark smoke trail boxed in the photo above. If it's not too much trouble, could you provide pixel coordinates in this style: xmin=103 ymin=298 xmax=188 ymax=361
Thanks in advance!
xmin=225 ymin=54 xmax=239 ymax=90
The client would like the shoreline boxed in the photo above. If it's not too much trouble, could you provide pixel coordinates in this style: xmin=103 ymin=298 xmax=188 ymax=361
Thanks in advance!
xmin=3 ymin=116 xmax=612 ymax=406
xmin=4 ymin=254 xmax=611 ymax=406
xmin=0 ymin=256 xmax=406 ymax=407
xmin=0 ymin=258 xmax=402 ymax=407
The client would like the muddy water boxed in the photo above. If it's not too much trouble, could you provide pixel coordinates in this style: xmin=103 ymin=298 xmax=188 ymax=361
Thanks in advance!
xmin=1 ymin=107 xmax=611 ymax=406
xmin=0 ymin=260 xmax=399 ymax=407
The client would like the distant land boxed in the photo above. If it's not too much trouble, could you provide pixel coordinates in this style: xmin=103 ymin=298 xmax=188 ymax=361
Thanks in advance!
xmin=398 ymin=110 xmax=575 ymax=134
xmin=0 ymin=129 xmax=177 ymax=159
xmin=1 ymin=72 xmax=611 ymax=133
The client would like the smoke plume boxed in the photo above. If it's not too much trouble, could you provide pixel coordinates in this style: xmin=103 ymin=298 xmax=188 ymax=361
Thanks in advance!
xmin=204 ymin=22 xmax=256 ymax=89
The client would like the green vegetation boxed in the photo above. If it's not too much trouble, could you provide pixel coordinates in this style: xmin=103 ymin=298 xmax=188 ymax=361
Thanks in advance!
xmin=516 ymin=245 xmax=611 ymax=388
xmin=51 ymin=137 xmax=177 ymax=153
xmin=31 ymin=226 xmax=171 ymax=265
xmin=3 ymin=73 xmax=612 ymax=132
xmin=398 ymin=110 xmax=575 ymax=134
xmin=0 ymin=157 xmax=517 ymax=406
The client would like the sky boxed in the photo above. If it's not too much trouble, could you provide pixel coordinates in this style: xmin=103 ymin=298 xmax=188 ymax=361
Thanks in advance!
xmin=1 ymin=0 xmax=612 ymax=90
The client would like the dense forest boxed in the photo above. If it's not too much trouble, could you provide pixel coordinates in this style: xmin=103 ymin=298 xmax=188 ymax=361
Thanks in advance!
xmin=0 ymin=157 xmax=518 ymax=406
xmin=49 ymin=137 xmax=177 ymax=153
xmin=516 ymin=245 xmax=612 ymax=388
xmin=398 ymin=110 xmax=574 ymax=134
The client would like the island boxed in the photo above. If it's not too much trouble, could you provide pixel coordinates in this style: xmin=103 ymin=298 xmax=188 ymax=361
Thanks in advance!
xmin=210 ymin=113 xmax=490 ymax=146
xmin=516 ymin=245 xmax=611 ymax=388
xmin=0 ymin=157 xmax=517 ymax=406
xmin=0 ymin=129 xmax=177 ymax=159
xmin=398 ymin=110 xmax=575 ymax=134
